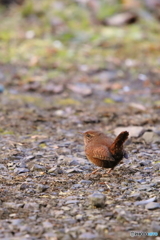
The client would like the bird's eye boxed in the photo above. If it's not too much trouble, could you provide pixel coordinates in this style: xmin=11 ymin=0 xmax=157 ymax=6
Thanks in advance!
xmin=86 ymin=133 xmax=91 ymax=138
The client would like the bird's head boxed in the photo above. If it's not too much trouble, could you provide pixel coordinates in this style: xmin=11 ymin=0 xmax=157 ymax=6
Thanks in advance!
xmin=82 ymin=130 xmax=102 ymax=145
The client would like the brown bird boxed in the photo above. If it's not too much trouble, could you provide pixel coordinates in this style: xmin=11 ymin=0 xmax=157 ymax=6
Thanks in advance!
xmin=83 ymin=130 xmax=129 ymax=175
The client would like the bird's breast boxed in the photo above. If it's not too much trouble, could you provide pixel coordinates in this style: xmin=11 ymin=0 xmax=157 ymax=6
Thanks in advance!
xmin=86 ymin=154 xmax=105 ymax=167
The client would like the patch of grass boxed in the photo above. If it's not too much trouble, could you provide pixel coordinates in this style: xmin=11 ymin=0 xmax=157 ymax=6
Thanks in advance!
xmin=57 ymin=98 xmax=80 ymax=106
xmin=21 ymin=0 xmax=34 ymax=17
xmin=0 ymin=0 xmax=160 ymax=70
xmin=0 ymin=128 xmax=14 ymax=135
xmin=104 ymin=98 xmax=115 ymax=104
xmin=98 ymin=2 xmax=121 ymax=19
xmin=9 ymin=93 xmax=47 ymax=107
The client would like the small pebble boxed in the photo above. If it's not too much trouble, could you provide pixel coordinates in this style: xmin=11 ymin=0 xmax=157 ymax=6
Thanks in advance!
xmin=79 ymin=232 xmax=99 ymax=239
xmin=66 ymin=168 xmax=83 ymax=173
xmin=80 ymin=180 xmax=92 ymax=185
xmin=71 ymin=184 xmax=82 ymax=189
xmin=48 ymin=166 xmax=63 ymax=174
xmin=3 ymin=202 xmax=24 ymax=209
xmin=69 ymin=160 xmax=79 ymax=166
xmin=14 ymin=168 xmax=29 ymax=174
xmin=65 ymin=200 xmax=79 ymax=205
xmin=0 ymin=85 xmax=4 ymax=93
xmin=20 ymin=183 xmax=29 ymax=190
xmin=36 ymin=184 xmax=49 ymax=192
xmin=89 ymin=192 xmax=106 ymax=208
xmin=134 ymin=197 xmax=156 ymax=206
xmin=145 ymin=202 xmax=160 ymax=210
xmin=30 ymin=164 xmax=46 ymax=172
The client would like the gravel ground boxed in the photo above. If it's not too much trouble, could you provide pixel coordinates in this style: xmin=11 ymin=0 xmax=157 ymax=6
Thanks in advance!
xmin=0 ymin=76 xmax=160 ymax=240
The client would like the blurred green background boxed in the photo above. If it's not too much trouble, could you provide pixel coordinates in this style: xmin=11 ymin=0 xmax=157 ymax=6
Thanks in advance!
xmin=0 ymin=0 xmax=160 ymax=72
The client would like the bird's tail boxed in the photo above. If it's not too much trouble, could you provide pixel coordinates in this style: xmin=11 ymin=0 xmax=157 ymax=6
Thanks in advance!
xmin=109 ymin=131 xmax=129 ymax=155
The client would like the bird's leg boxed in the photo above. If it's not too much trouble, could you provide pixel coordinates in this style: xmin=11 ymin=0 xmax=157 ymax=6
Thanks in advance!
xmin=86 ymin=168 xmax=100 ymax=178
xmin=106 ymin=167 xmax=114 ymax=174
xmin=106 ymin=168 xmax=112 ymax=174
xmin=91 ymin=168 xmax=100 ymax=175
xmin=88 ymin=168 xmax=112 ymax=177
xmin=104 ymin=182 xmax=111 ymax=190
xmin=98 ymin=181 xmax=111 ymax=190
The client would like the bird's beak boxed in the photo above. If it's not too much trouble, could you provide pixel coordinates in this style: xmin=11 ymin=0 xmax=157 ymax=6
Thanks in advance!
xmin=78 ymin=131 xmax=84 ymax=135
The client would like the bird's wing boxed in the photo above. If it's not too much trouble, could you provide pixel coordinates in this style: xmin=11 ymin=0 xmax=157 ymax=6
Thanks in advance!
xmin=92 ymin=145 xmax=114 ymax=161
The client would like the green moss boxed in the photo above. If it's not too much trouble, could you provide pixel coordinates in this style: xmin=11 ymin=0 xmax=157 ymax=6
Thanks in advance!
xmin=9 ymin=94 xmax=47 ymax=108
xmin=39 ymin=143 xmax=47 ymax=148
xmin=57 ymin=98 xmax=80 ymax=106
xmin=104 ymin=98 xmax=115 ymax=104
xmin=0 ymin=128 xmax=14 ymax=135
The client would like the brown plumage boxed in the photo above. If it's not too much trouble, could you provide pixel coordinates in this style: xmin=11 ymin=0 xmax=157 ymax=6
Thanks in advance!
xmin=83 ymin=130 xmax=129 ymax=174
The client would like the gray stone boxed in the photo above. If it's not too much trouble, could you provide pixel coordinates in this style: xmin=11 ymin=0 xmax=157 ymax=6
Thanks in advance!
xmin=134 ymin=196 xmax=156 ymax=206
xmin=128 ymin=193 xmax=142 ymax=201
xmin=76 ymin=214 xmax=84 ymax=221
xmin=64 ymin=157 xmax=87 ymax=166
xmin=65 ymin=200 xmax=79 ymax=205
xmin=153 ymin=163 xmax=160 ymax=170
xmin=152 ymin=176 xmax=160 ymax=183
xmin=0 ymin=164 xmax=7 ymax=171
xmin=79 ymin=232 xmax=99 ymax=239
xmin=19 ymin=162 xmax=27 ymax=168
xmin=138 ymin=185 xmax=151 ymax=191
xmin=114 ymin=126 xmax=144 ymax=138
xmin=144 ymin=167 xmax=153 ymax=171
xmin=3 ymin=202 xmax=24 ymax=209
xmin=57 ymin=155 xmax=65 ymax=161
xmin=116 ymin=210 xmax=136 ymax=222
xmin=20 ymin=183 xmax=28 ymax=190
xmin=81 ymin=165 xmax=92 ymax=171
xmin=24 ymin=155 xmax=35 ymax=162
xmin=24 ymin=202 xmax=40 ymax=210
xmin=43 ymin=232 xmax=59 ymax=239
xmin=48 ymin=166 xmax=57 ymax=173
xmin=61 ymin=234 xmax=74 ymax=240
xmin=42 ymin=220 xmax=53 ymax=229
xmin=36 ymin=184 xmax=49 ymax=192
xmin=80 ymin=180 xmax=92 ymax=185
xmin=96 ymin=224 xmax=108 ymax=233
xmin=65 ymin=195 xmax=77 ymax=200
xmin=142 ymin=131 xmax=160 ymax=144
xmin=89 ymin=192 xmax=106 ymax=208
xmin=14 ymin=167 xmax=29 ymax=174
xmin=139 ymin=160 xmax=151 ymax=166
xmin=145 ymin=202 xmax=160 ymax=210
xmin=71 ymin=184 xmax=82 ymax=189
xmin=66 ymin=168 xmax=83 ymax=173
xmin=30 ymin=164 xmax=46 ymax=172
xmin=48 ymin=166 xmax=63 ymax=174
xmin=69 ymin=160 xmax=79 ymax=166
xmin=151 ymin=221 xmax=160 ymax=234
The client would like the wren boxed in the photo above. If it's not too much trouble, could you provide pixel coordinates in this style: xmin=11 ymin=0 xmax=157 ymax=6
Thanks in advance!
xmin=83 ymin=130 xmax=129 ymax=174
